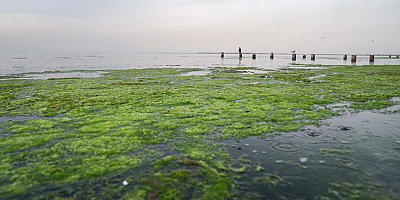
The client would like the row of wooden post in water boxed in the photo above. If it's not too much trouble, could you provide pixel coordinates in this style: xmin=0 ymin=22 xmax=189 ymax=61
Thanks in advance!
xmin=220 ymin=52 xmax=399 ymax=62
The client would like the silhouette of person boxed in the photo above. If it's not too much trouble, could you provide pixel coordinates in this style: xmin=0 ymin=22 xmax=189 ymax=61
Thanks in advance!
xmin=239 ymin=47 xmax=242 ymax=54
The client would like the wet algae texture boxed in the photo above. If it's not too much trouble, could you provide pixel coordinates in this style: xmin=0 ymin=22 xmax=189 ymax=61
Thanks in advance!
xmin=1 ymin=65 xmax=400 ymax=200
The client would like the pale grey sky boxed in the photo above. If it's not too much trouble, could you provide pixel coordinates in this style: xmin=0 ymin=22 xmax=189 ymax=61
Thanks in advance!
xmin=1 ymin=0 xmax=399 ymax=54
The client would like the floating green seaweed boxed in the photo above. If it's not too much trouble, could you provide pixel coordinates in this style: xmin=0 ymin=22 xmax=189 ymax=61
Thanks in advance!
xmin=329 ymin=182 xmax=397 ymax=200
xmin=1 ymin=65 xmax=400 ymax=199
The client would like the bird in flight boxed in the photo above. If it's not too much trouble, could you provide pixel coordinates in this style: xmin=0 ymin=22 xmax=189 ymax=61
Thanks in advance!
xmin=290 ymin=50 xmax=296 ymax=53
xmin=321 ymin=37 xmax=325 ymax=39
xmin=372 ymin=40 xmax=375 ymax=42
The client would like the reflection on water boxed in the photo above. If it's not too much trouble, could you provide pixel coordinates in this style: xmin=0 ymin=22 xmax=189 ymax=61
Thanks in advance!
xmin=226 ymin=111 xmax=400 ymax=199
xmin=2 ymin=53 xmax=400 ymax=76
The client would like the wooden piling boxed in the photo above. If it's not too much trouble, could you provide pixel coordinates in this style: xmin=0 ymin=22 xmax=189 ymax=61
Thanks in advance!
xmin=343 ymin=55 xmax=348 ymax=60
xmin=369 ymin=55 xmax=374 ymax=62
xmin=311 ymin=54 xmax=316 ymax=61
xmin=397 ymin=55 xmax=399 ymax=58
xmin=351 ymin=55 xmax=357 ymax=63
xmin=221 ymin=52 xmax=224 ymax=58
xmin=239 ymin=53 xmax=242 ymax=58
xmin=252 ymin=54 xmax=256 ymax=59
xmin=389 ymin=54 xmax=391 ymax=58
xmin=303 ymin=55 xmax=306 ymax=59
xmin=270 ymin=52 xmax=274 ymax=59
xmin=292 ymin=54 xmax=296 ymax=61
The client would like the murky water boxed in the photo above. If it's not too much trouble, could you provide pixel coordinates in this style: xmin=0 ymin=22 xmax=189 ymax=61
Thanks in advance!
xmin=1 ymin=53 xmax=400 ymax=77
xmin=226 ymin=111 xmax=400 ymax=199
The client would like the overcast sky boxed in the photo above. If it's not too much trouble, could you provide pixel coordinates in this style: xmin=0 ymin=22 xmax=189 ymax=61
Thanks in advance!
xmin=1 ymin=0 xmax=400 ymax=54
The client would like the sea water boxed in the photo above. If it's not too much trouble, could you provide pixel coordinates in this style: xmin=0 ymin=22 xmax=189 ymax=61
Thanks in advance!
xmin=1 ymin=53 xmax=399 ymax=77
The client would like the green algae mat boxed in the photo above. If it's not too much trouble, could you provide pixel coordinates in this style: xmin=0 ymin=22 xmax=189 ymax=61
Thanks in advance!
xmin=1 ymin=65 xmax=400 ymax=200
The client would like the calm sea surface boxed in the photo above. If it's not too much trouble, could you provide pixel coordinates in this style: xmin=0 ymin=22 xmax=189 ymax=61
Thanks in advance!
xmin=1 ymin=53 xmax=400 ymax=76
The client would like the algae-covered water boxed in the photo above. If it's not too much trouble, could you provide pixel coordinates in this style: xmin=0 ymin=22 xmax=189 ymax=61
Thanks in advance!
xmin=1 ymin=62 xmax=400 ymax=199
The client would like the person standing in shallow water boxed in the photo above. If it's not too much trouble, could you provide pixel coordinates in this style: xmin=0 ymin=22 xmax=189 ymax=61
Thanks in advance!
xmin=238 ymin=47 xmax=242 ymax=54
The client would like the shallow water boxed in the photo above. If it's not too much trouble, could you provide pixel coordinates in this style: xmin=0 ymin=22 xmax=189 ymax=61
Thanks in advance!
xmin=225 ymin=111 xmax=400 ymax=199
xmin=1 ymin=53 xmax=400 ymax=77
xmin=0 ymin=71 xmax=105 ymax=80
xmin=178 ymin=70 xmax=212 ymax=76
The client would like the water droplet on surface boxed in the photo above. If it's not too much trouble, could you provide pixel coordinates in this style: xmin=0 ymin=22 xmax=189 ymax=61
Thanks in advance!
xmin=339 ymin=126 xmax=352 ymax=131
xmin=271 ymin=142 xmax=300 ymax=152
xmin=300 ymin=158 xmax=308 ymax=163
xmin=306 ymin=132 xmax=322 ymax=137
xmin=338 ymin=157 xmax=354 ymax=165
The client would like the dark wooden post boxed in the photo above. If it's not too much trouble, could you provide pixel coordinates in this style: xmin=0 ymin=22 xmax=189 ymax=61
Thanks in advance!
xmin=311 ymin=54 xmax=316 ymax=61
xmin=239 ymin=53 xmax=242 ymax=58
xmin=292 ymin=54 xmax=296 ymax=61
xmin=303 ymin=55 xmax=306 ymax=59
xmin=343 ymin=55 xmax=348 ymax=60
xmin=397 ymin=55 xmax=399 ymax=58
xmin=389 ymin=54 xmax=392 ymax=58
xmin=270 ymin=52 xmax=274 ymax=59
xmin=252 ymin=54 xmax=256 ymax=59
xmin=221 ymin=52 xmax=224 ymax=58
xmin=351 ymin=55 xmax=357 ymax=63
xmin=369 ymin=55 xmax=374 ymax=62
